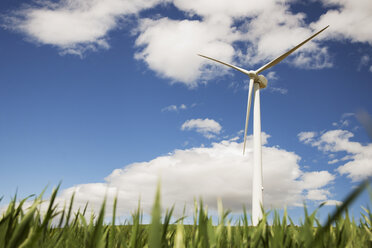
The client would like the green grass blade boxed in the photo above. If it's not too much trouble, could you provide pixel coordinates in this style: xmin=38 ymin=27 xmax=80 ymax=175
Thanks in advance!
xmin=311 ymin=179 xmax=370 ymax=246
xmin=149 ymin=182 xmax=161 ymax=248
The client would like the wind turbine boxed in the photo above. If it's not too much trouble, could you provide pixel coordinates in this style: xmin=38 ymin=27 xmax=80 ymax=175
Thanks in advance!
xmin=198 ymin=26 xmax=329 ymax=226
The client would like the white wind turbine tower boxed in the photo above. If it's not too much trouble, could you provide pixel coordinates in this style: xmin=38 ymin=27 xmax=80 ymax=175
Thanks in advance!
xmin=198 ymin=25 xmax=329 ymax=226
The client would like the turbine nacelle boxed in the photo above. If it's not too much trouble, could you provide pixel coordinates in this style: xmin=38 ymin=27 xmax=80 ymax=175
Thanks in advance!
xmin=256 ymin=75 xmax=267 ymax=89
xmin=247 ymin=71 xmax=267 ymax=89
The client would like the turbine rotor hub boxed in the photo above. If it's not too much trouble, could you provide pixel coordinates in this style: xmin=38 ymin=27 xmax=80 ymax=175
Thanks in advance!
xmin=248 ymin=70 xmax=257 ymax=80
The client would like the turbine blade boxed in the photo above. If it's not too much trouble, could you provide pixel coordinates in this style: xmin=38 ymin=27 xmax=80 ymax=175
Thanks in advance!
xmin=243 ymin=79 xmax=254 ymax=155
xmin=255 ymin=25 xmax=329 ymax=74
xmin=198 ymin=54 xmax=250 ymax=75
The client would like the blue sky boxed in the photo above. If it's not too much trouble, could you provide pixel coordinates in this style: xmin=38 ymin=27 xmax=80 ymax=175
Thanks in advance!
xmin=1 ymin=0 xmax=372 ymax=222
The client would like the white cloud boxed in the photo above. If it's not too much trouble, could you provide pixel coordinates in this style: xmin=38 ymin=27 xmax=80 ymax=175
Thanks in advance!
xmin=335 ymin=120 xmax=349 ymax=128
xmin=265 ymin=71 xmax=289 ymax=94
xmin=239 ymin=2 xmax=333 ymax=69
xmin=312 ymin=130 xmax=361 ymax=153
xmin=342 ymin=120 xmax=350 ymax=127
xmin=134 ymin=1 xmax=334 ymax=86
xmin=269 ymin=87 xmax=288 ymax=95
xmin=290 ymin=46 xmax=332 ymax=69
xmin=181 ymin=118 xmax=222 ymax=138
xmin=162 ymin=104 xmax=177 ymax=112
xmin=301 ymin=171 xmax=335 ymax=189
xmin=5 ymin=0 xmax=336 ymax=85
xmin=306 ymin=189 xmax=330 ymax=201
xmin=172 ymin=0 xmax=268 ymax=19
xmin=358 ymin=55 xmax=370 ymax=70
xmin=4 ymin=135 xmax=336 ymax=216
xmin=342 ymin=113 xmax=355 ymax=119
xmin=298 ymin=131 xmax=317 ymax=144
xmin=328 ymin=159 xmax=339 ymax=164
xmin=4 ymin=0 xmax=167 ymax=55
xmin=332 ymin=112 xmax=355 ymax=128
xmin=299 ymin=129 xmax=372 ymax=181
xmin=7 ymin=0 xmax=372 ymax=86
xmin=370 ymin=65 xmax=372 ymax=72
xmin=161 ymin=104 xmax=187 ymax=112
xmin=323 ymin=200 xmax=342 ymax=206
xmin=134 ymin=17 xmax=237 ymax=86
xmin=266 ymin=71 xmax=278 ymax=81
xmin=313 ymin=0 xmax=372 ymax=46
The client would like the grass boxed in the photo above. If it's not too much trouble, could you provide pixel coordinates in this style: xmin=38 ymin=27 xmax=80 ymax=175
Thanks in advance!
xmin=1 ymin=113 xmax=371 ymax=247
xmin=0 ymin=179 xmax=372 ymax=248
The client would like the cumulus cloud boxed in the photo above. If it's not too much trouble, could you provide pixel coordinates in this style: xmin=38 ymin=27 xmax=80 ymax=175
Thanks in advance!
xmin=5 ymin=0 xmax=372 ymax=85
xmin=134 ymin=17 xmax=237 ymax=86
xmin=306 ymin=189 xmax=330 ymax=201
xmin=299 ymin=129 xmax=372 ymax=181
xmin=4 ymin=0 xmax=338 ymax=86
xmin=238 ymin=2 xmax=332 ymax=69
xmin=134 ymin=1 xmax=333 ymax=86
xmin=181 ymin=118 xmax=222 ymax=138
xmin=172 ymin=0 xmax=268 ymax=18
xmin=3 ymin=135 xmax=337 ymax=217
xmin=3 ymin=0 xmax=168 ymax=55
xmin=312 ymin=0 xmax=372 ymax=45
xmin=301 ymin=171 xmax=335 ymax=189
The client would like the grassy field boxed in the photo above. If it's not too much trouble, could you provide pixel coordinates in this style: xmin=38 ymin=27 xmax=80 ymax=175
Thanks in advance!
xmin=0 ymin=180 xmax=371 ymax=248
